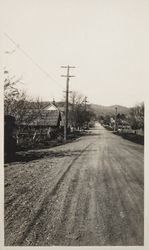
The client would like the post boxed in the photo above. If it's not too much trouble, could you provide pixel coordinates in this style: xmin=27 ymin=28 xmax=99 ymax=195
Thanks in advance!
xmin=61 ymin=65 xmax=75 ymax=141
xmin=84 ymin=96 xmax=87 ymax=111
xmin=115 ymin=107 xmax=118 ymax=131
xmin=65 ymin=66 xmax=69 ymax=141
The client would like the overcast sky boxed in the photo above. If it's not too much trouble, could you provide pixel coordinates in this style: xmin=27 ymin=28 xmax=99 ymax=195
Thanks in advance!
xmin=0 ymin=0 xmax=149 ymax=107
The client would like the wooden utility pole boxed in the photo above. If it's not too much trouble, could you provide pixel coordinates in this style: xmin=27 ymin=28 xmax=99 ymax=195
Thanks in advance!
xmin=115 ymin=107 xmax=118 ymax=131
xmin=61 ymin=65 xmax=75 ymax=141
xmin=84 ymin=96 xmax=88 ymax=111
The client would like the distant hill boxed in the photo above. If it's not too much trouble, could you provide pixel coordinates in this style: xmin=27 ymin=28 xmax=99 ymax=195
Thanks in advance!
xmin=31 ymin=100 xmax=130 ymax=115
xmin=90 ymin=104 xmax=130 ymax=115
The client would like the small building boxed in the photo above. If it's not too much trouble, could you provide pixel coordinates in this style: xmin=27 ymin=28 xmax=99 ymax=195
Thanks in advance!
xmin=17 ymin=103 xmax=63 ymax=144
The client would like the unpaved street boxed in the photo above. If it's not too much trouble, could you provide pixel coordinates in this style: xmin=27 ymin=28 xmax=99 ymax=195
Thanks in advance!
xmin=4 ymin=123 xmax=144 ymax=246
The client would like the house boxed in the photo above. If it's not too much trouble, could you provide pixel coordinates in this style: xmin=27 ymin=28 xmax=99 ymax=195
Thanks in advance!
xmin=28 ymin=103 xmax=61 ymax=127
xmin=17 ymin=102 xmax=64 ymax=143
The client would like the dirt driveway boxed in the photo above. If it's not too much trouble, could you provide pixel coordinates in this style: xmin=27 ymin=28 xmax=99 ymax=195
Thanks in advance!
xmin=4 ymin=123 xmax=144 ymax=246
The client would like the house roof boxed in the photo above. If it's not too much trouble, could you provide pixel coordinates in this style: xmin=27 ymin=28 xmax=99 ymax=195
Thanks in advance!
xmin=19 ymin=102 xmax=61 ymax=127
xmin=43 ymin=103 xmax=59 ymax=111
xmin=28 ymin=110 xmax=61 ymax=126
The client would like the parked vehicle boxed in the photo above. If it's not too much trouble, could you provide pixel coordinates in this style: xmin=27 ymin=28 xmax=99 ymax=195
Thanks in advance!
xmin=117 ymin=125 xmax=133 ymax=134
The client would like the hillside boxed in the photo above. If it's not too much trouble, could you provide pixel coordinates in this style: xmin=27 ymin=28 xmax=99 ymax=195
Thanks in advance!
xmin=28 ymin=101 xmax=130 ymax=116
xmin=90 ymin=104 xmax=130 ymax=115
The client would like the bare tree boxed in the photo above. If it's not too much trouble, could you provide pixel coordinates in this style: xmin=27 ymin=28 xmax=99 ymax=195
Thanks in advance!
xmin=4 ymin=71 xmax=43 ymax=124
xmin=129 ymin=103 xmax=144 ymax=130
xmin=69 ymin=91 xmax=95 ymax=129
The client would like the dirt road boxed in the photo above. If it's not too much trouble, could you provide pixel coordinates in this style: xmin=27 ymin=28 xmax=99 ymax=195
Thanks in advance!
xmin=4 ymin=123 xmax=144 ymax=246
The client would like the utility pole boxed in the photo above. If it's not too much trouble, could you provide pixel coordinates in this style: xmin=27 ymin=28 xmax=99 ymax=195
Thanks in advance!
xmin=84 ymin=96 xmax=88 ymax=111
xmin=84 ymin=96 xmax=88 ymax=129
xmin=115 ymin=107 xmax=118 ymax=131
xmin=61 ymin=65 xmax=75 ymax=141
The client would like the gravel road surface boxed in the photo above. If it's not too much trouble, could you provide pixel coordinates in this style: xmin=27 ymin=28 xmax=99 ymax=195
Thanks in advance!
xmin=4 ymin=123 xmax=144 ymax=246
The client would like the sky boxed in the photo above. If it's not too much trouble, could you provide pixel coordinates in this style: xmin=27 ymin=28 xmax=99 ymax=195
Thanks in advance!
xmin=0 ymin=0 xmax=149 ymax=107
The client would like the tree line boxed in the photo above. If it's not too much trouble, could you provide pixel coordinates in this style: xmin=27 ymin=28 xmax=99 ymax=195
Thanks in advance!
xmin=4 ymin=71 xmax=95 ymax=130
xmin=4 ymin=71 xmax=144 ymax=132
xmin=98 ymin=104 xmax=144 ymax=131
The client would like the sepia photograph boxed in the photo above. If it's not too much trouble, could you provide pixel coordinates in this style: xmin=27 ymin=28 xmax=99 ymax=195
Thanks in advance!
xmin=0 ymin=0 xmax=148 ymax=247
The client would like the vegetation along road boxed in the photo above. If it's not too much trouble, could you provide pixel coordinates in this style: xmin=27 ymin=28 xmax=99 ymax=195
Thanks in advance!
xmin=4 ymin=123 xmax=144 ymax=246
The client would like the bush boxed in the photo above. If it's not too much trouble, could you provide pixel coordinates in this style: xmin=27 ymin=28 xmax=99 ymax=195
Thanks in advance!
xmin=113 ymin=131 xmax=144 ymax=145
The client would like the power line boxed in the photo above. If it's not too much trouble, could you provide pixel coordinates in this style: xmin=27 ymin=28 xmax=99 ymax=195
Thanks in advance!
xmin=3 ymin=33 xmax=63 ymax=89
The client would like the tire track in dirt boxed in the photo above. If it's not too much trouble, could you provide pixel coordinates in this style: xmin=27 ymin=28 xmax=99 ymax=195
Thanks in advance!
xmin=25 ymin=142 xmax=94 ymax=245
xmin=14 ymin=143 xmax=92 ymax=245
xmin=52 ymin=138 xmax=104 ymax=246
xmin=109 ymin=150 xmax=144 ymax=227
xmin=31 ymin=142 xmax=94 ymax=245
xmin=46 ymin=168 xmax=82 ymax=245
xmin=57 ymin=166 xmax=92 ymax=245
xmin=114 ymin=146 xmax=144 ymax=189
xmin=5 ymin=124 xmax=144 ymax=246
xmin=101 ymin=149 xmax=132 ymax=245
xmin=23 ymin=167 xmax=82 ymax=245
xmin=111 ymin=157 xmax=143 ymax=215
xmin=103 ymin=145 xmax=143 ymax=245
xmin=93 ymin=148 xmax=122 ymax=245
